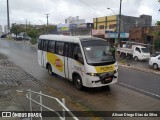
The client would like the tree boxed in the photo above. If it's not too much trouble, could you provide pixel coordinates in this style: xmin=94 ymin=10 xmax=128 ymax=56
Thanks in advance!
xmin=46 ymin=25 xmax=57 ymax=34
xmin=10 ymin=24 xmax=25 ymax=36
xmin=154 ymin=21 xmax=160 ymax=51
xmin=27 ymin=28 xmax=39 ymax=39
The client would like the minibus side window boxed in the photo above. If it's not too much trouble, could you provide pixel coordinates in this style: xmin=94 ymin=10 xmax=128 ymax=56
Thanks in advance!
xmin=73 ymin=44 xmax=84 ymax=64
xmin=43 ymin=40 xmax=48 ymax=51
xmin=48 ymin=41 xmax=55 ymax=53
xmin=56 ymin=42 xmax=64 ymax=56
xmin=38 ymin=39 xmax=42 ymax=50
xmin=64 ymin=43 xmax=70 ymax=57
xmin=67 ymin=43 xmax=73 ymax=58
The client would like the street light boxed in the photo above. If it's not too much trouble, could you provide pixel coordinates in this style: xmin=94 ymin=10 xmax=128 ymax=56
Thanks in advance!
xmin=118 ymin=0 xmax=122 ymax=47
xmin=107 ymin=8 xmax=116 ymax=15
xmin=7 ymin=0 xmax=10 ymax=33
xmin=107 ymin=8 xmax=118 ymax=45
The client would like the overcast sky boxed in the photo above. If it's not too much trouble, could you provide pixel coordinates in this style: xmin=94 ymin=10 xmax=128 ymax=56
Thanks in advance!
xmin=0 ymin=0 xmax=160 ymax=26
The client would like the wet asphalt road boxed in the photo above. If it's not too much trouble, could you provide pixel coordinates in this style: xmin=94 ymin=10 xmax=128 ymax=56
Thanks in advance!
xmin=0 ymin=39 xmax=160 ymax=114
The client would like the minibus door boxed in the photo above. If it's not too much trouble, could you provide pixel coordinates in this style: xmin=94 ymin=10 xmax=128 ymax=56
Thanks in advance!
xmin=64 ymin=43 xmax=72 ymax=79
xmin=41 ymin=40 xmax=46 ymax=67
xmin=38 ymin=39 xmax=44 ymax=67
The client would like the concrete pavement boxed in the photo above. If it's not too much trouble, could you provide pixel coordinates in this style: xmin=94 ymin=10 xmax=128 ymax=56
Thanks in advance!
xmin=116 ymin=54 xmax=160 ymax=75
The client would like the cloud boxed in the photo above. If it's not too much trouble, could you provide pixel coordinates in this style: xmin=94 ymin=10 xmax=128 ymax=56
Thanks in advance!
xmin=0 ymin=0 xmax=159 ymax=27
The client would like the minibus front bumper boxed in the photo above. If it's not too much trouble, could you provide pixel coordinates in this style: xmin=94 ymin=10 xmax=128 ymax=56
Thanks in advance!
xmin=85 ymin=70 xmax=118 ymax=88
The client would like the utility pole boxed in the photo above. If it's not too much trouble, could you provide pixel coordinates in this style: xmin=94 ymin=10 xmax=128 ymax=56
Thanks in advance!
xmin=118 ymin=0 xmax=122 ymax=47
xmin=45 ymin=14 xmax=50 ymax=26
xmin=7 ymin=0 xmax=10 ymax=33
xmin=25 ymin=19 xmax=28 ymax=35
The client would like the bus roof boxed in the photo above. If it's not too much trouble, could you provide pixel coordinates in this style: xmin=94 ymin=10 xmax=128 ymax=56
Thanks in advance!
xmin=39 ymin=35 xmax=107 ymax=43
xmin=39 ymin=34 xmax=96 ymax=43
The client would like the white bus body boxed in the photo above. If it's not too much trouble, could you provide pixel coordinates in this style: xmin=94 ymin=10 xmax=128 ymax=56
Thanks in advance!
xmin=38 ymin=35 xmax=118 ymax=90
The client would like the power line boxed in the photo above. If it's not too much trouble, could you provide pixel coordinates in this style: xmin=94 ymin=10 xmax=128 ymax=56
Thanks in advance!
xmin=78 ymin=0 xmax=105 ymax=15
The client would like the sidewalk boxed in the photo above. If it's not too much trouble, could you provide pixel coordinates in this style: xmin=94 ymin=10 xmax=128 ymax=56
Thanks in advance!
xmin=0 ymin=52 xmax=99 ymax=120
xmin=116 ymin=54 xmax=160 ymax=75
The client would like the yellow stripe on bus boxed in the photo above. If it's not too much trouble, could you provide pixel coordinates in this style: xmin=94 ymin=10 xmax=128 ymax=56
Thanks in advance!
xmin=95 ymin=64 xmax=115 ymax=73
xmin=47 ymin=52 xmax=64 ymax=72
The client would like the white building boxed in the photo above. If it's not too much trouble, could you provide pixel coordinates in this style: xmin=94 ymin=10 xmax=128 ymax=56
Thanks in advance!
xmin=4 ymin=25 xmax=9 ymax=34
xmin=65 ymin=16 xmax=85 ymax=24
xmin=0 ymin=25 xmax=3 ymax=35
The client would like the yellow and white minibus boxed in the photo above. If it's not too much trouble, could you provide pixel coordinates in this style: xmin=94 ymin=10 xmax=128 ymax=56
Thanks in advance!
xmin=38 ymin=35 xmax=118 ymax=90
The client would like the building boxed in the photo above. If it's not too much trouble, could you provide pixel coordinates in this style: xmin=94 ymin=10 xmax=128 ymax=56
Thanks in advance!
xmin=93 ymin=14 xmax=152 ymax=32
xmin=129 ymin=26 xmax=160 ymax=44
xmin=70 ymin=23 xmax=93 ymax=36
xmin=129 ymin=26 xmax=160 ymax=52
xmin=0 ymin=25 xmax=3 ymax=36
xmin=65 ymin=16 xmax=85 ymax=24
xmin=57 ymin=16 xmax=93 ymax=36
xmin=4 ymin=25 xmax=9 ymax=34
xmin=93 ymin=14 xmax=152 ymax=45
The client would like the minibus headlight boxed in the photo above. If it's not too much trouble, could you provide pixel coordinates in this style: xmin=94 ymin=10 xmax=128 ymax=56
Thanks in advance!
xmin=87 ymin=73 xmax=99 ymax=76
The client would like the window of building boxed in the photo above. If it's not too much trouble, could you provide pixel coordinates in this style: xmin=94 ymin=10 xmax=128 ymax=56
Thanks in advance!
xmin=99 ymin=25 xmax=104 ymax=29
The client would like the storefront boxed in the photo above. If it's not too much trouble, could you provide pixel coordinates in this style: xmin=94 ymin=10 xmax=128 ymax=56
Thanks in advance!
xmin=105 ymin=32 xmax=129 ymax=45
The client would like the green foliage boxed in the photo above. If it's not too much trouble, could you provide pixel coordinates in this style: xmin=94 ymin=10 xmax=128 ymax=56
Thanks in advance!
xmin=156 ymin=21 xmax=160 ymax=26
xmin=27 ymin=28 xmax=39 ymax=39
xmin=30 ymin=38 xmax=37 ymax=45
xmin=154 ymin=39 xmax=160 ymax=51
xmin=10 ymin=24 xmax=25 ymax=35
xmin=46 ymin=25 xmax=57 ymax=33
xmin=120 ymin=59 xmax=126 ymax=65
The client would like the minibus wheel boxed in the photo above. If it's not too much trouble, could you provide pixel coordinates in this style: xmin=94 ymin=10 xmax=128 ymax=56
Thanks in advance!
xmin=48 ymin=64 xmax=52 ymax=76
xmin=74 ymin=75 xmax=83 ymax=90
xmin=101 ymin=85 xmax=110 ymax=91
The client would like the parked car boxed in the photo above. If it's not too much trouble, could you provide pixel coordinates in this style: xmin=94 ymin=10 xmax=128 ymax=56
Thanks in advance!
xmin=151 ymin=51 xmax=160 ymax=57
xmin=16 ymin=35 xmax=23 ymax=40
xmin=23 ymin=36 xmax=31 ymax=40
xmin=117 ymin=45 xmax=150 ymax=61
xmin=149 ymin=54 xmax=160 ymax=70
xmin=1 ymin=34 xmax=7 ymax=38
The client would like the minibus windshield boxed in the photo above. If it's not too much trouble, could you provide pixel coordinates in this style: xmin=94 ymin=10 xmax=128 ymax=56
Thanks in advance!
xmin=81 ymin=39 xmax=115 ymax=65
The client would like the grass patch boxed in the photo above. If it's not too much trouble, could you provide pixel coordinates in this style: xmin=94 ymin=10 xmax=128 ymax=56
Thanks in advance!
xmin=30 ymin=38 xmax=37 ymax=45
xmin=120 ymin=59 xmax=126 ymax=65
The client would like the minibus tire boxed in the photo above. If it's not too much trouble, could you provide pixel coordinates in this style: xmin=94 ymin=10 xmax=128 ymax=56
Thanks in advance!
xmin=48 ymin=64 xmax=52 ymax=76
xmin=74 ymin=75 xmax=83 ymax=90
xmin=101 ymin=85 xmax=110 ymax=91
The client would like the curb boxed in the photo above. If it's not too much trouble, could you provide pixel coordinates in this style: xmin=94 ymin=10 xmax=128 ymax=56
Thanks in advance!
xmin=5 ymin=39 xmax=38 ymax=48
xmin=118 ymin=63 xmax=160 ymax=75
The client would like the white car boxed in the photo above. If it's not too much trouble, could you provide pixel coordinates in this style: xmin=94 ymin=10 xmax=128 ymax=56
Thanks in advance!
xmin=149 ymin=54 xmax=160 ymax=70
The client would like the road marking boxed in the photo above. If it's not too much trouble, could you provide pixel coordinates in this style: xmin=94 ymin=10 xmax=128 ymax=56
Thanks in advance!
xmin=119 ymin=82 xmax=160 ymax=98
